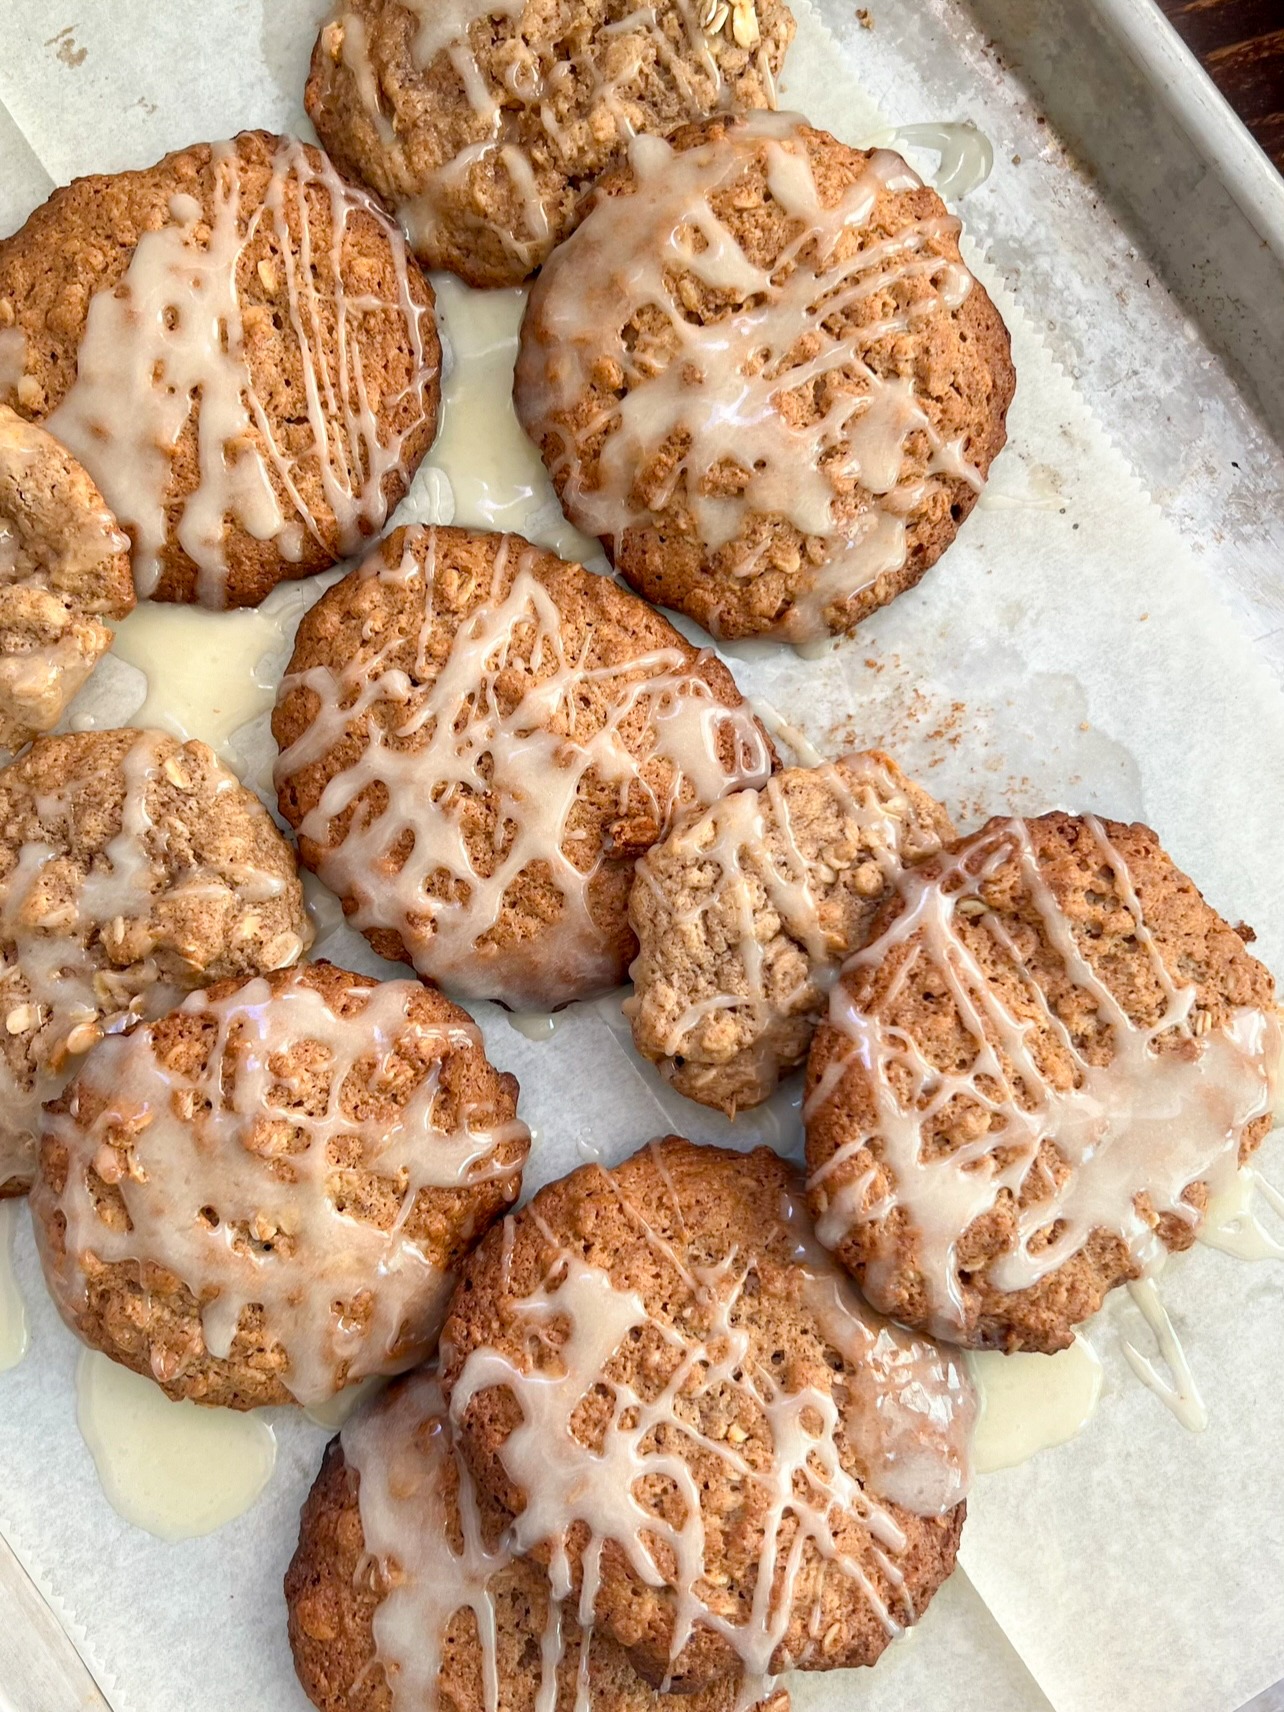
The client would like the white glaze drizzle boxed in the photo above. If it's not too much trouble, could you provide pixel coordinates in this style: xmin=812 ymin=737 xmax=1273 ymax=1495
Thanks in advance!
xmin=325 ymin=0 xmax=779 ymax=276
xmin=805 ymin=816 xmax=1280 ymax=1341
xmin=0 ymin=730 xmax=307 ymax=1193
xmin=626 ymin=753 xmax=949 ymax=1111
xmin=450 ymin=1171 xmax=973 ymax=1682
xmin=516 ymin=113 xmax=983 ymax=642
xmin=275 ymin=528 xmax=772 ymax=1008
xmin=860 ymin=122 xmax=995 ymax=201
xmin=40 ymin=968 xmax=528 ymax=1404
xmin=46 ymin=137 xmax=435 ymax=606
xmin=1197 ymin=1162 xmax=1284 ymax=1261
xmin=1119 ymin=1277 xmax=1207 ymax=1432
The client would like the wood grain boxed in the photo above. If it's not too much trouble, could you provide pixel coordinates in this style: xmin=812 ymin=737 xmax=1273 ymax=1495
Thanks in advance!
xmin=1158 ymin=0 xmax=1284 ymax=168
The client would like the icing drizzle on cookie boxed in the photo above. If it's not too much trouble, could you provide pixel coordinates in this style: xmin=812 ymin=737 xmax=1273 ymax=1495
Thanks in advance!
xmin=517 ymin=113 xmax=984 ymax=642
xmin=449 ymin=1161 xmax=973 ymax=1685
xmin=40 ymin=969 xmax=528 ymax=1405
xmin=322 ymin=0 xmax=780 ymax=275
xmin=805 ymin=816 xmax=1281 ymax=1340
xmin=0 ymin=730 xmax=306 ymax=1193
xmin=46 ymin=137 xmax=435 ymax=606
xmin=626 ymin=753 xmax=948 ymax=1109
xmin=274 ymin=528 xmax=772 ymax=1008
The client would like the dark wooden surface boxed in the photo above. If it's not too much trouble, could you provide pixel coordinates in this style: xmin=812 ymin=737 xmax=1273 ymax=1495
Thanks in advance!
xmin=1157 ymin=0 xmax=1284 ymax=170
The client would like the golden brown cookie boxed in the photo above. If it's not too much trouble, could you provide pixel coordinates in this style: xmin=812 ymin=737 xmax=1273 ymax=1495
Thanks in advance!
xmin=442 ymin=1136 xmax=973 ymax=1690
xmin=805 ymin=812 xmax=1281 ymax=1353
xmin=33 ymin=961 xmax=528 ymax=1408
xmin=0 ymin=728 xmax=310 ymax=1199
xmin=626 ymin=752 xmax=954 ymax=1114
xmin=0 ymin=131 xmax=440 ymax=608
xmin=305 ymin=0 xmax=794 ymax=289
xmin=515 ymin=113 xmax=1015 ymax=642
xmin=286 ymin=1367 xmax=789 ymax=1712
xmin=273 ymin=524 xmax=773 ymax=1009
xmin=0 ymin=406 xmax=133 ymax=750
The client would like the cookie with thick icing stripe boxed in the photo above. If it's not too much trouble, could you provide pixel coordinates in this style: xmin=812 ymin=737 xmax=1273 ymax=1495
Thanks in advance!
xmin=0 ymin=131 xmax=440 ymax=607
xmin=286 ymin=1367 xmax=788 ymax=1712
xmin=273 ymin=524 xmax=773 ymax=1010
xmin=442 ymin=1136 xmax=972 ymax=1690
xmin=33 ymin=960 xmax=528 ymax=1407
xmin=305 ymin=0 xmax=794 ymax=289
xmin=515 ymin=112 xmax=1014 ymax=642
xmin=805 ymin=812 xmax=1280 ymax=1352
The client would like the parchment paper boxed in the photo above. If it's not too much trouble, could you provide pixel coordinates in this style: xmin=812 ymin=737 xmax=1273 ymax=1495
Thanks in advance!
xmin=0 ymin=4 xmax=1282 ymax=1711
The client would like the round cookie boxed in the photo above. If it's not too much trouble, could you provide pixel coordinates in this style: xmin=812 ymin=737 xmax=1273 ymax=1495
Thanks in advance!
xmin=305 ymin=0 xmax=795 ymax=290
xmin=626 ymin=752 xmax=954 ymax=1114
xmin=0 ymin=130 xmax=440 ymax=608
xmin=286 ymin=1367 xmax=789 ymax=1712
xmin=441 ymin=1136 xmax=973 ymax=1689
xmin=804 ymin=812 xmax=1281 ymax=1354
xmin=33 ymin=961 xmax=529 ymax=1408
xmin=273 ymin=524 xmax=774 ymax=1010
xmin=0 ymin=728 xmax=310 ymax=1199
xmin=514 ymin=112 xmax=1015 ymax=643
xmin=0 ymin=406 xmax=134 ymax=751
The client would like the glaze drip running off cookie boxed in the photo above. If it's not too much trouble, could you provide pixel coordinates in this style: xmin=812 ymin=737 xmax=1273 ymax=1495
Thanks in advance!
xmin=515 ymin=112 xmax=1014 ymax=642
xmin=0 ymin=406 xmax=133 ymax=750
xmin=0 ymin=729 xmax=310 ymax=1199
xmin=273 ymin=525 xmax=773 ymax=1009
xmin=33 ymin=961 xmax=528 ymax=1408
xmin=627 ymin=752 xmax=954 ymax=1114
xmin=306 ymin=0 xmax=794 ymax=289
xmin=804 ymin=813 xmax=1281 ymax=1353
xmin=286 ymin=1366 xmax=789 ymax=1712
xmin=0 ymin=131 xmax=441 ymax=607
xmin=443 ymin=1137 xmax=973 ymax=1691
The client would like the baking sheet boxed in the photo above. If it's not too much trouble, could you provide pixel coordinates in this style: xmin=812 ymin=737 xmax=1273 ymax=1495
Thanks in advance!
xmin=1 ymin=3 xmax=1283 ymax=1711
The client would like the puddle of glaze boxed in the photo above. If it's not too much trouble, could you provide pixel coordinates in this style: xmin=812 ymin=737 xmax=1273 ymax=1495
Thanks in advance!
xmin=967 ymin=1336 xmax=1103 ymax=1474
xmin=1199 ymin=1166 xmax=1284 ymax=1262
xmin=76 ymin=1350 xmax=277 ymax=1541
xmin=304 ymin=1374 xmax=388 ymax=1432
xmin=859 ymin=120 xmax=995 ymax=199
xmin=1120 ymin=1277 xmax=1207 ymax=1433
xmin=424 ymin=277 xmax=604 ymax=566
xmin=0 ymin=1200 xmax=28 ymax=1372
xmin=506 ymin=1009 xmax=567 ymax=1043
xmin=103 ymin=602 xmax=289 ymax=758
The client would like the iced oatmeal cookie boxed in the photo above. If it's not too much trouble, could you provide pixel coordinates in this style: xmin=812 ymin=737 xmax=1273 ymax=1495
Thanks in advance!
xmin=627 ymin=752 xmax=954 ymax=1114
xmin=805 ymin=812 xmax=1280 ymax=1352
xmin=286 ymin=1366 xmax=788 ymax=1712
xmin=442 ymin=1136 xmax=973 ymax=1690
xmin=273 ymin=524 xmax=773 ymax=1009
xmin=305 ymin=0 xmax=794 ymax=288
xmin=0 ymin=406 xmax=133 ymax=750
xmin=515 ymin=112 xmax=1014 ymax=642
xmin=0 ymin=131 xmax=440 ymax=607
xmin=0 ymin=729 xmax=308 ymax=1198
xmin=33 ymin=960 xmax=528 ymax=1408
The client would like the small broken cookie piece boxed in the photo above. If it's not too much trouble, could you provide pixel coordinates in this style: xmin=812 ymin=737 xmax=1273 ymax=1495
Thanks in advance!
xmin=515 ymin=112 xmax=1014 ymax=642
xmin=33 ymin=961 xmax=528 ymax=1408
xmin=627 ymin=751 xmax=954 ymax=1114
xmin=273 ymin=524 xmax=774 ymax=1009
xmin=305 ymin=0 xmax=795 ymax=289
xmin=442 ymin=1136 xmax=973 ymax=1690
xmin=286 ymin=1367 xmax=789 ymax=1712
xmin=0 ymin=406 xmax=133 ymax=750
xmin=0 ymin=728 xmax=310 ymax=1198
xmin=805 ymin=812 xmax=1281 ymax=1352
